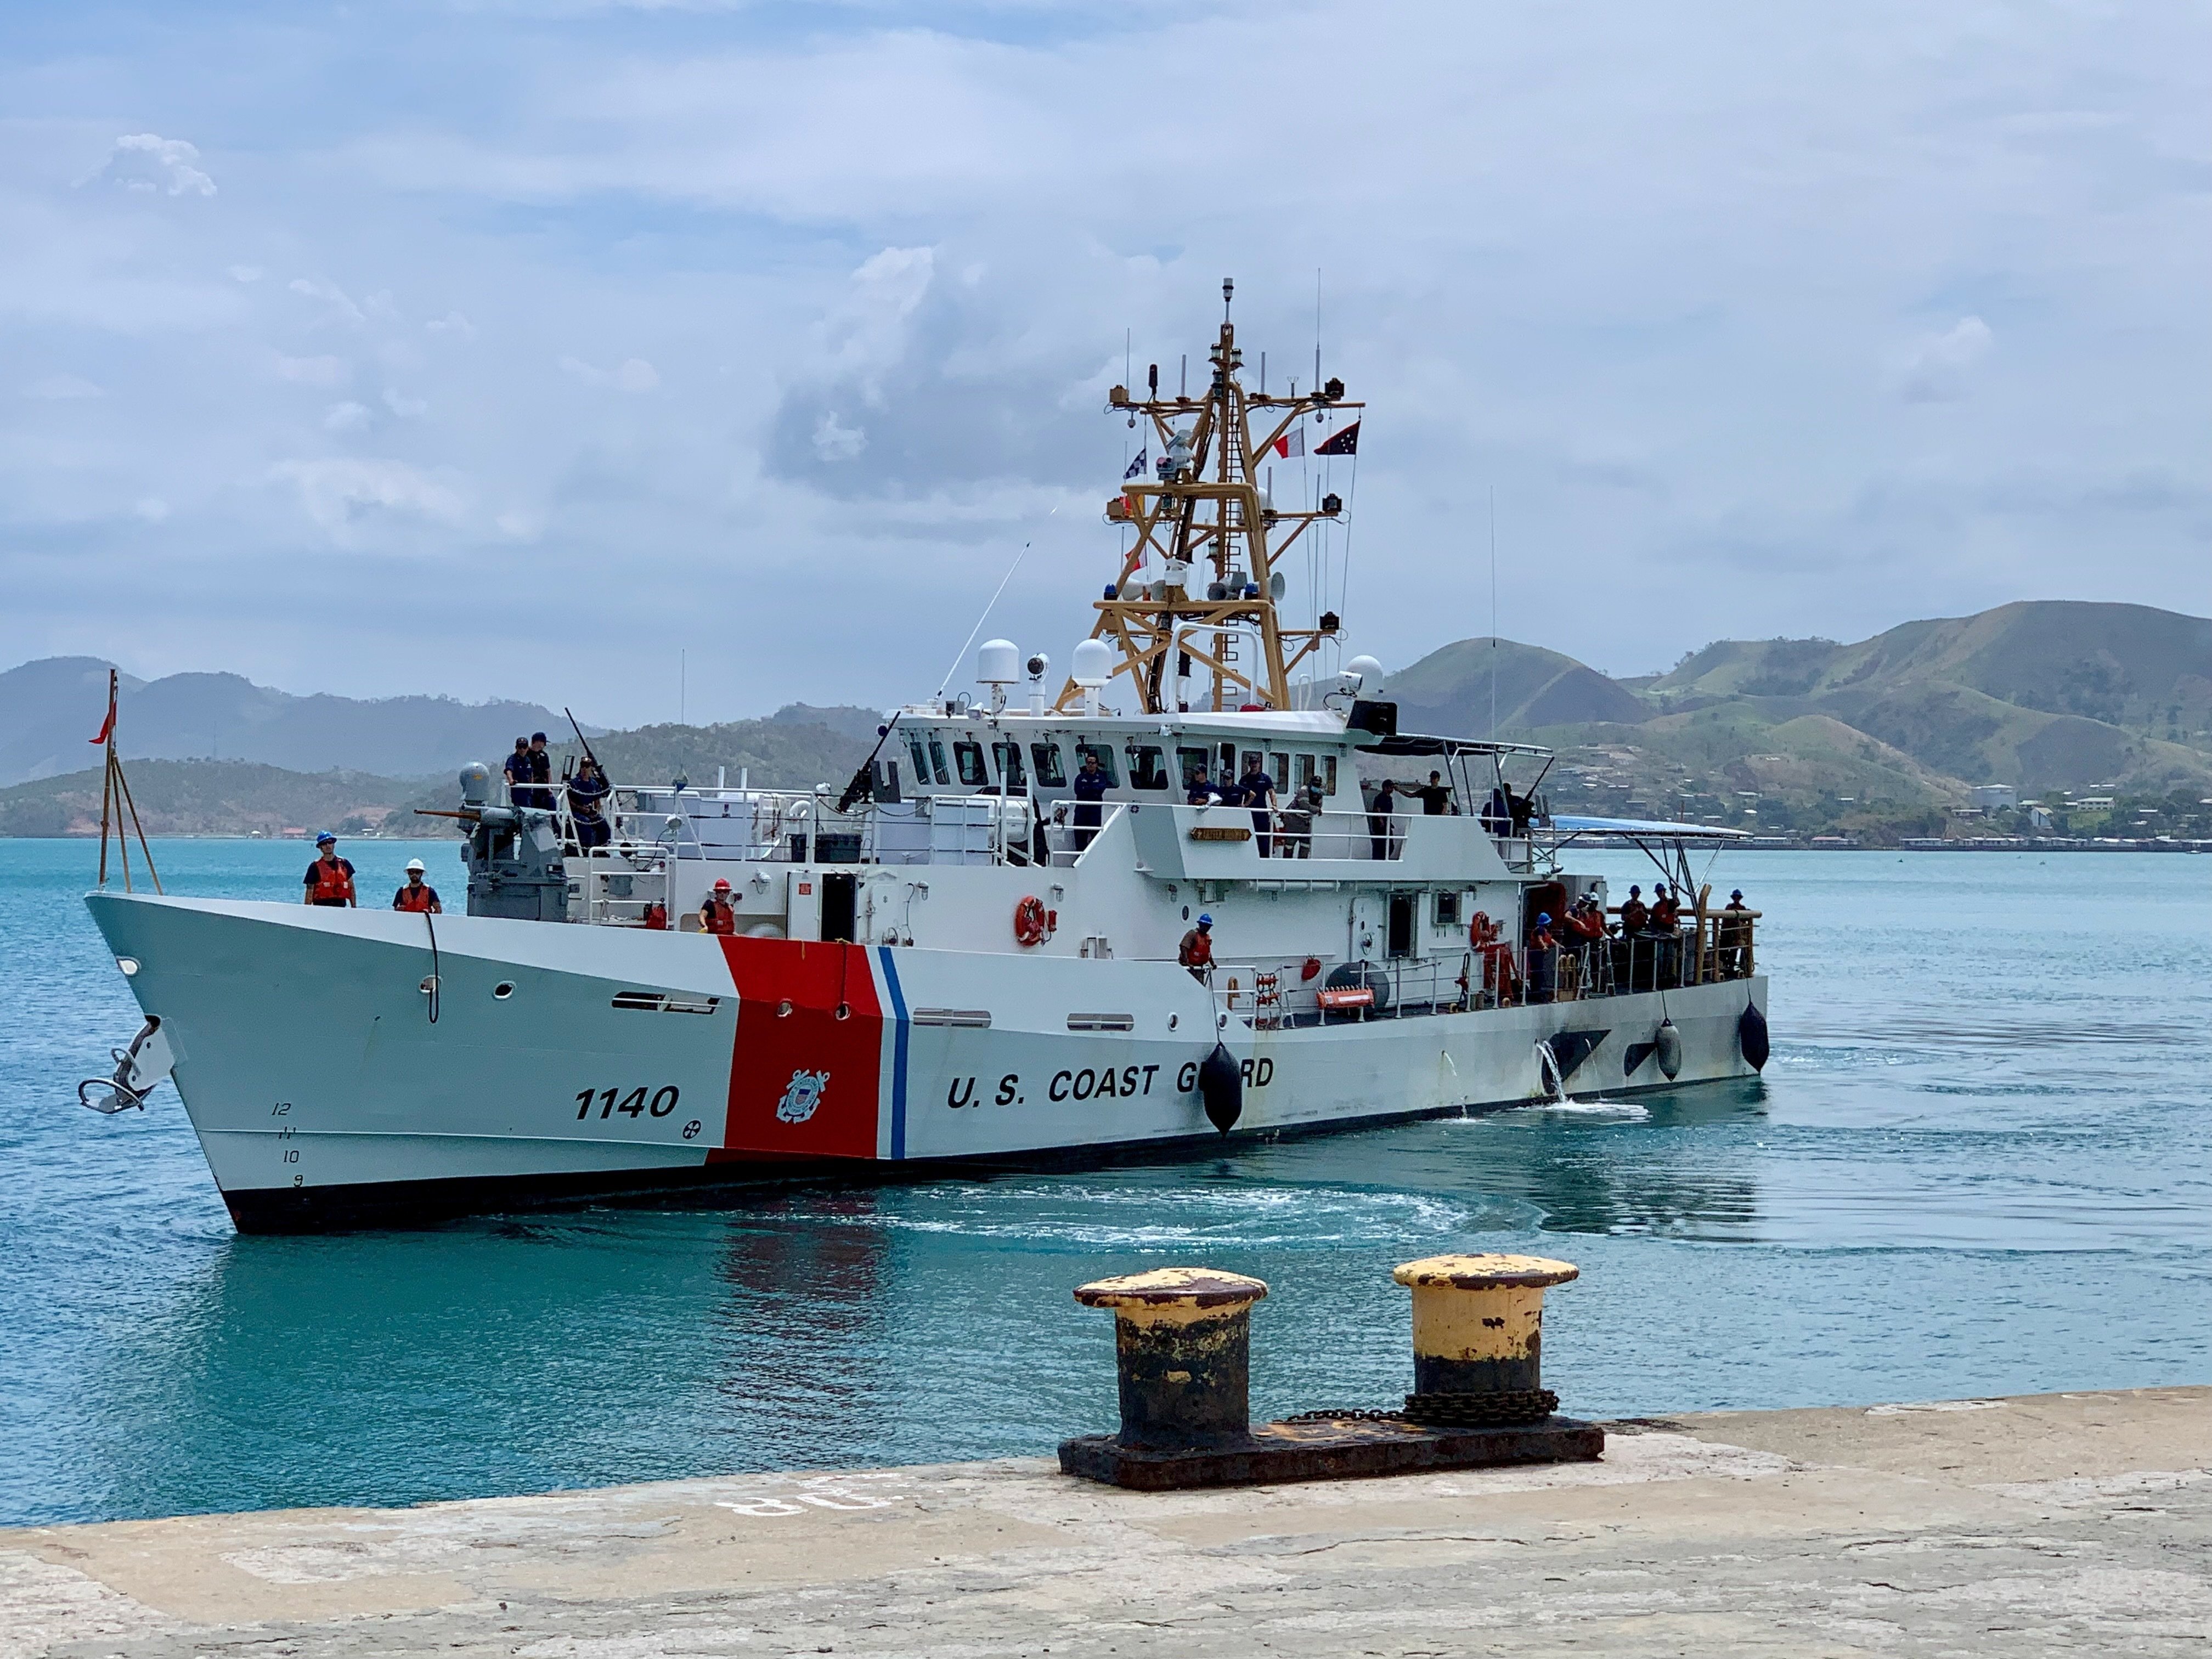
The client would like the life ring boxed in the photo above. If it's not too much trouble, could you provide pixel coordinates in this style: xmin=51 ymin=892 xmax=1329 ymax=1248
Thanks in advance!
xmin=1013 ymin=894 xmax=1048 ymax=947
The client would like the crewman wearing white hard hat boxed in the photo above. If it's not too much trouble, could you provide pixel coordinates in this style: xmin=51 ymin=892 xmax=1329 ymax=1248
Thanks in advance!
xmin=392 ymin=856 xmax=443 ymax=914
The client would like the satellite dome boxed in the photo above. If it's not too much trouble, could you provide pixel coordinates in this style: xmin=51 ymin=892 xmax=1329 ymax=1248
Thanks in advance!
xmin=1345 ymin=653 xmax=1385 ymax=692
xmin=1071 ymin=638 xmax=1115 ymax=689
xmin=977 ymin=639 xmax=1020 ymax=685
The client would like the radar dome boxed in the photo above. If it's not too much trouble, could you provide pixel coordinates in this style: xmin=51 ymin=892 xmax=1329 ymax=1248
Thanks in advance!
xmin=1071 ymin=638 xmax=1115 ymax=688
xmin=977 ymin=639 xmax=1020 ymax=685
xmin=1344 ymin=653 xmax=1385 ymax=692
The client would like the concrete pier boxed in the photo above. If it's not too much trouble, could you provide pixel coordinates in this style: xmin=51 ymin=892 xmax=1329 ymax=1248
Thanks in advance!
xmin=4 ymin=1386 xmax=2206 ymax=1656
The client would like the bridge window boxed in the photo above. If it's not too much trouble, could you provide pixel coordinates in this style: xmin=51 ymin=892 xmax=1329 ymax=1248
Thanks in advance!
xmin=1073 ymin=742 xmax=1119 ymax=787
xmin=953 ymin=740 xmax=988 ymax=787
xmin=1030 ymin=742 xmax=1067 ymax=788
xmin=926 ymin=737 xmax=952 ymax=786
xmin=1128 ymin=746 xmax=1169 ymax=791
xmin=1177 ymin=748 xmax=1211 ymax=792
xmin=905 ymin=736 xmax=933 ymax=788
xmin=1433 ymin=890 xmax=1461 ymax=927
xmin=1270 ymin=752 xmax=1291 ymax=793
xmin=992 ymin=741 xmax=1026 ymax=790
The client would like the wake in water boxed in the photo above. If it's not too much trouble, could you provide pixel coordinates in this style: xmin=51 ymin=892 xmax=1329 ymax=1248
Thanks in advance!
xmin=1507 ymin=1098 xmax=1651 ymax=1121
xmin=1499 ymin=1040 xmax=1650 ymax=1119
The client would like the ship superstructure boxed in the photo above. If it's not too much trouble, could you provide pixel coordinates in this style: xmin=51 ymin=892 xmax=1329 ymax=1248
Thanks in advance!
xmin=82 ymin=287 xmax=1768 ymax=1232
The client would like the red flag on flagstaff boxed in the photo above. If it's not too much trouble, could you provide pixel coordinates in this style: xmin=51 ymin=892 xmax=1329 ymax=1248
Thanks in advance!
xmin=91 ymin=676 xmax=117 ymax=745
xmin=1314 ymin=419 xmax=1360 ymax=457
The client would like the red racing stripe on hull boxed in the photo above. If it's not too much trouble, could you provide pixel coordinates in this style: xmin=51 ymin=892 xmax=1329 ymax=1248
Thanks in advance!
xmin=713 ymin=938 xmax=884 ymax=1161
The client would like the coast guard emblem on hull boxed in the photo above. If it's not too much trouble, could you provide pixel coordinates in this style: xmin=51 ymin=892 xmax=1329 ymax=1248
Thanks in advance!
xmin=776 ymin=1069 xmax=830 ymax=1125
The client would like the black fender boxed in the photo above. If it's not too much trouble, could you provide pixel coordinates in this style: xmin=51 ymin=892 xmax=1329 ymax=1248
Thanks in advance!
xmin=1737 ymin=1002 xmax=1770 ymax=1072
xmin=1198 ymin=1043 xmax=1243 ymax=1134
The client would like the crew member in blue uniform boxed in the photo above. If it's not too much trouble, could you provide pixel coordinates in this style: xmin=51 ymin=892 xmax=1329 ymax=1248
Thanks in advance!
xmin=1071 ymin=748 xmax=1109 ymax=850
xmin=1239 ymin=754 xmax=1276 ymax=856
xmin=566 ymin=757 xmax=612 ymax=851
xmin=503 ymin=738 xmax=533 ymax=806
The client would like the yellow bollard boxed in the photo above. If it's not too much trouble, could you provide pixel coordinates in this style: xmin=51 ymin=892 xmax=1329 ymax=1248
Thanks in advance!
xmin=1073 ymin=1267 xmax=1268 ymax=1447
xmin=1391 ymin=1254 xmax=1578 ymax=1426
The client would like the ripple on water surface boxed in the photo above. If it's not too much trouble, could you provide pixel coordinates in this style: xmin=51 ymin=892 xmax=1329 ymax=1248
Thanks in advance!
xmin=2 ymin=841 xmax=2208 ymax=1524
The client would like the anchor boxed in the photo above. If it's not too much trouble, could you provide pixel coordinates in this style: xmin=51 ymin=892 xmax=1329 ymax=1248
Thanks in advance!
xmin=77 ymin=1015 xmax=176 ymax=1115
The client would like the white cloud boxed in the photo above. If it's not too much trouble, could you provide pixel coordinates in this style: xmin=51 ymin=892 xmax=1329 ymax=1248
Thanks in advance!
xmin=812 ymin=410 xmax=866 ymax=461
xmin=289 ymin=277 xmax=365 ymax=326
xmin=558 ymin=354 xmax=659 ymax=392
xmin=275 ymin=354 xmax=352 ymax=387
xmin=269 ymin=458 xmax=467 ymax=532
xmin=383 ymin=388 xmax=427 ymax=416
xmin=1893 ymin=316 xmax=1995 ymax=403
xmin=324 ymin=400 xmax=373 ymax=431
xmin=90 ymin=133 xmax=216 ymax=198
xmin=3 ymin=2 xmax=2208 ymax=721
xmin=229 ymin=264 xmax=263 ymax=283
xmin=22 ymin=374 xmax=104 ymax=400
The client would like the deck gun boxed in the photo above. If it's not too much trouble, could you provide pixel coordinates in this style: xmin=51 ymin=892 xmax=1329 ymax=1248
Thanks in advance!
xmin=835 ymin=712 xmax=902 ymax=814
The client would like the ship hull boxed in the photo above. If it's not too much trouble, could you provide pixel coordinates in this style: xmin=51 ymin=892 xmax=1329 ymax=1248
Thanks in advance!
xmin=87 ymin=893 xmax=1768 ymax=1233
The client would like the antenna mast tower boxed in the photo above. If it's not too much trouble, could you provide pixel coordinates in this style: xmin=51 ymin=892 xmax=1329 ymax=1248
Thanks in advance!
xmin=1059 ymin=278 xmax=1363 ymax=714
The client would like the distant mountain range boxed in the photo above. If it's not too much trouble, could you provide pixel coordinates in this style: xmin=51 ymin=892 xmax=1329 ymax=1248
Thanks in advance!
xmin=0 ymin=709 xmax=879 ymax=838
xmin=6 ymin=600 xmax=2207 ymax=839
xmin=1393 ymin=600 xmax=2212 ymax=828
xmin=0 ymin=657 xmax=582 ymax=788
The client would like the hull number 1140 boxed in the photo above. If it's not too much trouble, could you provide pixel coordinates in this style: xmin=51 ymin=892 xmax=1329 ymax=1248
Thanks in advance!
xmin=575 ymin=1085 xmax=681 ymax=1120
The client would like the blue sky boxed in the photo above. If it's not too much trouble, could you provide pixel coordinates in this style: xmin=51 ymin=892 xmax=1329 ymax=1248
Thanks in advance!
xmin=3 ymin=1 xmax=2207 ymax=726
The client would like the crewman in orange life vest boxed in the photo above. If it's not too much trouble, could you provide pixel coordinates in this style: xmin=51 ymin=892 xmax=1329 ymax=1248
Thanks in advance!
xmin=699 ymin=878 xmax=737 ymax=936
xmin=392 ymin=857 xmax=442 ymax=913
xmin=1177 ymin=913 xmax=1214 ymax=980
xmin=302 ymin=833 xmax=356 ymax=907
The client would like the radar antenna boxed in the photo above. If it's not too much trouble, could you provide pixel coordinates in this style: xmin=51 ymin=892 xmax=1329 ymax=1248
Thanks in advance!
xmin=1065 ymin=281 xmax=1363 ymax=713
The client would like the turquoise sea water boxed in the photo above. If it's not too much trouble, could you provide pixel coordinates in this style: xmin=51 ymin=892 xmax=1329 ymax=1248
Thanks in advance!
xmin=2 ymin=838 xmax=2207 ymax=1526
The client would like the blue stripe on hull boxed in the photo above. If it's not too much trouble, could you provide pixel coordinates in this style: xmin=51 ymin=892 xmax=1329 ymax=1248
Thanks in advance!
xmin=878 ymin=945 xmax=910 ymax=1160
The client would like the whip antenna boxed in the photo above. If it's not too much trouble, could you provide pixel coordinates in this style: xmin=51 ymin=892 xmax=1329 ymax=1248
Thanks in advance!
xmin=936 ymin=539 xmax=1033 ymax=701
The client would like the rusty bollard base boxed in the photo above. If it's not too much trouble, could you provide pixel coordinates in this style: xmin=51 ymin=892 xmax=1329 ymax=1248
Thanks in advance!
xmin=1074 ymin=1267 xmax=1267 ymax=1448
xmin=1057 ymin=1412 xmax=1605 ymax=1491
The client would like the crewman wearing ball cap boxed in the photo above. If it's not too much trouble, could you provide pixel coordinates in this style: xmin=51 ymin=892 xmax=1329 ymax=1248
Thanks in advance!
xmin=392 ymin=857 xmax=443 ymax=913
xmin=302 ymin=833 xmax=356 ymax=907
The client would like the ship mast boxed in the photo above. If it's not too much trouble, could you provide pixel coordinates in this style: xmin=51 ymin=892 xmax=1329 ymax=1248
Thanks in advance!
xmin=1057 ymin=279 xmax=1363 ymax=715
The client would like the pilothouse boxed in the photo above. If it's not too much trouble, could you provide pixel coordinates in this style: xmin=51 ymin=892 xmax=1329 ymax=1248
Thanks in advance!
xmin=82 ymin=283 xmax=1771 ymax=1232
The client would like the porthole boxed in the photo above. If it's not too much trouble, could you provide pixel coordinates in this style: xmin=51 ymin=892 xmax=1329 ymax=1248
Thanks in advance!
xmin=777 ymin=999 xmax=794 ymax=1019
xmin=1167 ymin=1012 xmax=1179 ymax=1031
xmin=115 ymin=956 xmax=140 ymax=977
xmin=493 ymin=982 xmax=516 ymax=1000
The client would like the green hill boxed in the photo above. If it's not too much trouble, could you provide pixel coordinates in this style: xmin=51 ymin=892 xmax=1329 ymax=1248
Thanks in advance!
xmin=1390 ymin=638 xmax=1650 ymax=737
xmin=0 ymin=715 xmax=874 ymax=839
xmin=0 ymin=761 xmax=432 ymax=839
xmin=1393 ymin=599 xmax=2212 ymax=834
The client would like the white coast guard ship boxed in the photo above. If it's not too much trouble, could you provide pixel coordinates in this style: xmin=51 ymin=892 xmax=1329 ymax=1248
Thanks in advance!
xmin=82 ymin=287 xmax=1768 ymax=1232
